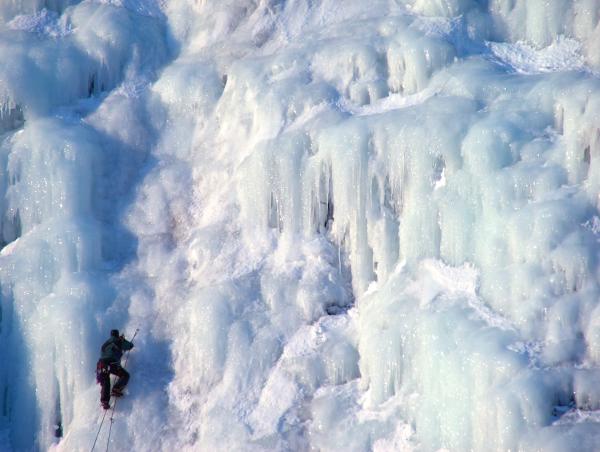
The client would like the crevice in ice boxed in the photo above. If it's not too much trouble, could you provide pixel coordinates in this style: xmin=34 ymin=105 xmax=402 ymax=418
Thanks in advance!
xmin=326 ymin=245 xmax=355 ymax=316
xmin=383 ymin=176 xmax=399 ymax=217
xmin=87 ymin=69 xmax=112 ymax=98
xmin=0 ymin=103 xmax=24 ymax=135
xmin=53 ymin=384 xmax=62 ymax=439
xmin=87 ymin=74 xmax=96 ymax=97
xmin=310 ymin=163 xmax=335 ymax=234
xmin=1 ymin=210 xmax=22 ymax=250
xmin=322 ymin=165 xmax=335 ymax=233
xmin=431 ymin=155 xmax=445 ymax=187
xmin=325 ymin=197 xmax=334 ymax=231
xmin=584 ymin=145 xmax=591 ymax=165
xmin=2 ymin=386 xmax=7 ymax=418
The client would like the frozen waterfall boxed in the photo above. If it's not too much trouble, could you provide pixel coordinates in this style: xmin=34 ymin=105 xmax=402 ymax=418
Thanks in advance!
xmin=1 ymin=0 xmax=600 ymax=451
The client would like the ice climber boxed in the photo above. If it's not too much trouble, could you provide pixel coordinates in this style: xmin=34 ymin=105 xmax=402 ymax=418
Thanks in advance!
xmin=96 ymin=329 xmax=134 ymax=410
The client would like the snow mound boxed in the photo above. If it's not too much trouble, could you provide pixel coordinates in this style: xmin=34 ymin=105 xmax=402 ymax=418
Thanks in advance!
xmin=488 ymin=36 xmax=587 ymax=74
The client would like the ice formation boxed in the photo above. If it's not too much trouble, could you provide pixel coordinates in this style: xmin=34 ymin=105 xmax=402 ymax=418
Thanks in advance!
xmin=1 ymin=0 xmax=600 ymax=451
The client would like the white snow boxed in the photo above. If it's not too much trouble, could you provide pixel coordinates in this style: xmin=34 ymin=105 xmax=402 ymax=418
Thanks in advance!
xmin=1 ymin=0 xmax=600 ymax=451
xmin=488 ymin=36 xmax=588 ymax=74
xmin=7 ymin=8 xmax=72 ymax=38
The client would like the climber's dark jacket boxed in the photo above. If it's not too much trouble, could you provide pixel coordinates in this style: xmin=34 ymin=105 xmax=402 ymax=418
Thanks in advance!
xmin=100 ymin=336 xmax=134 ymax=363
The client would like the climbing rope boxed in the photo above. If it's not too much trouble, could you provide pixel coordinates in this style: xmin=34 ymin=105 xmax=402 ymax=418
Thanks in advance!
xmin=90 ymin=407 xmax=109 ymax=452
xmin=90 ymin=328 xmax=139 ymax=452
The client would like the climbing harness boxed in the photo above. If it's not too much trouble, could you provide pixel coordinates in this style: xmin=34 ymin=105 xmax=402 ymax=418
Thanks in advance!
xmin=90 ymin=328 xmax=139 ymax=452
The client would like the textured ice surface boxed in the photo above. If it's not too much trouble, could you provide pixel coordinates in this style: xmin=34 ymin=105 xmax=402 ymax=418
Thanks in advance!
xmin=1 ymin=0 xmax=600 ymax=451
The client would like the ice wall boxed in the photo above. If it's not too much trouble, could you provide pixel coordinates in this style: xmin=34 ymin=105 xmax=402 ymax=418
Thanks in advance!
xmin=219 ymin=0 xmax=600 ymax=450
xmin=0 ymin=1 xmax=168 ymax=450
xmin=0 ymin=1 xmax=77 ymax=21
xmin=1 ymin=0 xmax=600 ymax=451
